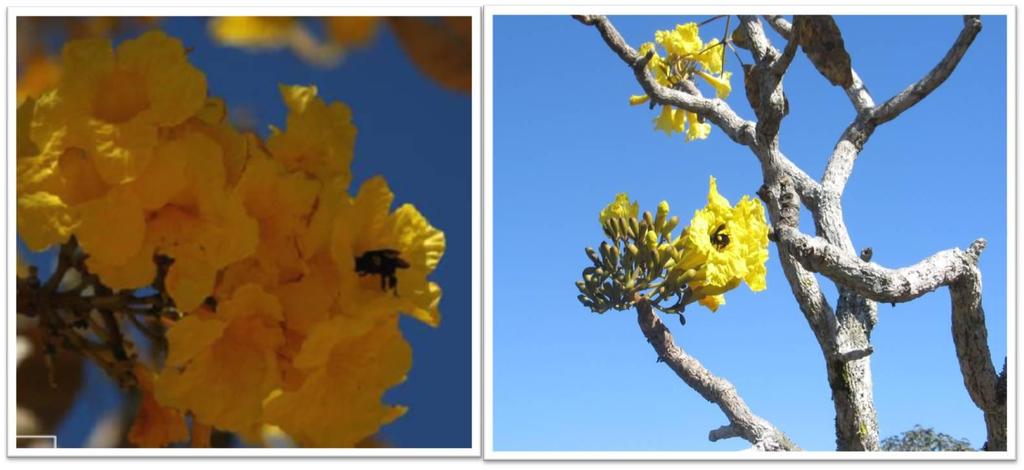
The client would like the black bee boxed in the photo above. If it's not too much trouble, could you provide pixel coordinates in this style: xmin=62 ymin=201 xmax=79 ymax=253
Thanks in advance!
xmin=355 ymin=249 xmax=410 ymax=295
xmin=710 ymin=223 xmax=730 ymax=250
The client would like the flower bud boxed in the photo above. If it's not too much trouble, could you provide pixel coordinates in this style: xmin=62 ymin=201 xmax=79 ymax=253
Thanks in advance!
xmin=655 ymin=200 xmax=669 ymax=232
xmin=627 ymin=243 xmax=640 ymax=258
xmin=663 ymin=215 xmax=679 ymax=236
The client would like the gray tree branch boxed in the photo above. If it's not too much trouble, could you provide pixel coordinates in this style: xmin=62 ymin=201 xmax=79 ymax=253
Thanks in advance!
xmin=872 ymin=15 xmax=983 ymax=125
xmin=634 ymin=294 xmax=799 ymax=451
xmin=823 ymin=15 xmax=981 ymax=194
xmin=772 ymin=180 xmax=1006 ymax=451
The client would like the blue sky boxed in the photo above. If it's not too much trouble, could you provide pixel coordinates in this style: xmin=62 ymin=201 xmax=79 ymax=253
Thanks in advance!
xmin=492 ymin=15 xmax=1008 ymax=451
xmin=20 ymin=16 xmax=472 ymax=448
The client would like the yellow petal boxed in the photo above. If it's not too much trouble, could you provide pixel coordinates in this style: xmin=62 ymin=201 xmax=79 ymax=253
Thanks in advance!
xmin=86 ymin=243 xmax=156 ymax=290
xmin=264 ymin=315 xmax=411 ymax=447
xmin=267 ymin=84 xmax=356 ymax=185
xmin=164 ymin=256 xmax=217 ymax=313
xmin=695 ymin=70 xmax=732 ymax=99
xmin=629 ymin=94 xmax=650 ymax=106
xmin=17 ymin=192 xmax=77 ymax=251
xmin=698 ymin=294 xmax=726 ymax=312
xmin=75 ymin=187 xmax=146 ymax=266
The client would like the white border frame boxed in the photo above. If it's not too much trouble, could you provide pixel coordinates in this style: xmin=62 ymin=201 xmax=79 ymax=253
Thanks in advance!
xmin=483 ymin=4 xmax=1016 ymax=460
xmin=7 ymin=5 xmax=482 ymax=458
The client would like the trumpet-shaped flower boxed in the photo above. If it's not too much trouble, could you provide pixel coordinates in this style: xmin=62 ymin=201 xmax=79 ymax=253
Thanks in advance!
xmin=156 ymin=284 xmax=285 ymax=443
xmin=263 ymin=314 xmax=411 ymax=447
xmin=267 ymin=84 xmax=356 ymax=187
xmin=46 ymin=31 xmax=207 ymax=186
xmin=675 ymin=176 xmax=769 ymax=309
xmin=629 ymin=23 xmax=732 ymax=139
xmin=330 ymin=176 xmax=445 ymax=327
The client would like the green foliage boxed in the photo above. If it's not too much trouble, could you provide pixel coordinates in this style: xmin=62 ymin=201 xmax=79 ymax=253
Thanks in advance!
xmin=880 ymin=425 xmax=974 ymax=451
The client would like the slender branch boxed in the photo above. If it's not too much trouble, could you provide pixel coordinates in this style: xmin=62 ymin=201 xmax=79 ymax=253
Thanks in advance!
xmin=872 ymin=16 xmax=983 ymax=125
xmin=822 ymin=16 xmax=981 ymax=194
xmin=633 ymin=293 xmax=799 ymax=451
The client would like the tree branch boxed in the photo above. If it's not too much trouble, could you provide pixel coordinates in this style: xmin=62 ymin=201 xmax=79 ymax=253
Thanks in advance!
xmin=822 ymin=16 xmax=981 ymax=195
xmin=633 ymin=293 xmax=799 ymax=451
xmin=737 ymin=15 xmax=791 ymax=145
xmin=871 ymin=16 xmax=983 ymax=125
xmin=772 ymin=182 xmax=1005 ymax=450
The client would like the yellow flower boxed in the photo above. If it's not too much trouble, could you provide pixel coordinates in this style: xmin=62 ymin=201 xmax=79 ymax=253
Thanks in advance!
xmin=684 ymin=111 xmax=711 ymax=141
xmin=695 ymin=70 xmax=732 ymax=99
xmin=675 ymin=176 xmax=769 ymax=310
xmin=629 ymin=94 xmax=651 ymax=106
xmin=208 ymin=17 xmax=343 ymax=68
xmin=696 ymin=38 xmax=725 ymax=75
xmin=267 ymin=85 xmax=356 ymax=187
xmin=654 ymin=105 xmax=685 ymax=135
xmin=156 ymin=284 xmax=285 ymax=442
xmin=630 ymin=23 xmax=733 ymax=139
xmin=698 ymin=293 xmax=726 ymax=312
xmin=599 ymin=193 xmax=639 ymax=226
xmin=263 ymin=314 xmax=411 ymax=447
xmin=233 ymin=152 xmax=325 ymax=283
xmin=208 ymin=17 xmax=300 ymax=48
xmin=52 ymin=31 xmax=207 ymax=185
xmin=330 ymin=176 xmax=445 ymax=327
xmin=655 ymin=23 xmax=703 ymax=58
xmin=653 ymin=106 xmax=709 ymax=141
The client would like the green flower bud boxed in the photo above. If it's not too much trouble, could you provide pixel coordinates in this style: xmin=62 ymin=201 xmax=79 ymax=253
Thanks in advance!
xmin=655 ymin=200 xmax=669 ymax=232
xmin=663 ymin=215 xmax=680 ymax=236
xmin=586 ymin=247 xmax=602 ymax=265
xmin=627 ymin=243 xmax=640 ymax=258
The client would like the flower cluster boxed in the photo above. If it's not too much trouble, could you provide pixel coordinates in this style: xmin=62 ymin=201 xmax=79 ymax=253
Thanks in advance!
xmin=17 ymin=30 xmax=444 ymax=447
xmin=576 ymin=176 xmax=766 ymax=322
xmin=628 ymin=22 xmax=733 ymax=140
